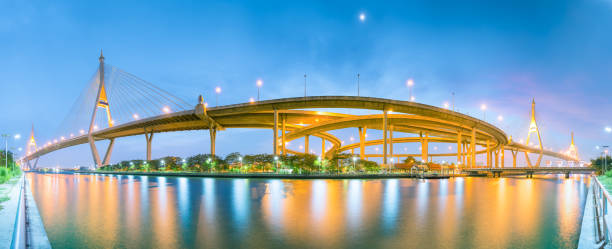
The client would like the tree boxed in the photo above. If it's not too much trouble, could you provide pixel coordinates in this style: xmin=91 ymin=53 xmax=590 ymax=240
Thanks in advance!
xmin=225 ymin=152 xmax=242 ymax=165
xmin=591 ymin=155 xmax=612 ymax=174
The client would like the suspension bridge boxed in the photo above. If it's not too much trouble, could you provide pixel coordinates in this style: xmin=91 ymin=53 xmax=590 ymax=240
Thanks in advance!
xmin=21 ymin=52 xmax=588 ymax=175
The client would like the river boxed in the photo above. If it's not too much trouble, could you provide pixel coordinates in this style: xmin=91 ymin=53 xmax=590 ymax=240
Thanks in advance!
xmin=26 ymin=173 xmax=589 ymax=248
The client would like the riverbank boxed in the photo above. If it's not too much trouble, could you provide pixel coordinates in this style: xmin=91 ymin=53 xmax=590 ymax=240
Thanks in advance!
xmin=0 ymin=176 xmax=51 ymax=248
xmin=74 ymin=170 xmax=453 ymax=179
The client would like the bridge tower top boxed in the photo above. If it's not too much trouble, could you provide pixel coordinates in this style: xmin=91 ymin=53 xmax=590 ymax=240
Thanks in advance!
xmin=524 ymin=98 xmax=544 ymax=166
xmin=99 ymin=49 xmax=104 ymax=63
xmin=27 ymin=124 xmax=37 ymax=156
xmin=568 ymin=131 xmax=579 ymax=159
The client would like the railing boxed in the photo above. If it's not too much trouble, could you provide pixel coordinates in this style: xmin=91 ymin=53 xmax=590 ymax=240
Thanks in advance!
xmin=591 ymin=175 xmax=612 ymax=247
xmin=10 ymin=175 xmax=28 ymax=249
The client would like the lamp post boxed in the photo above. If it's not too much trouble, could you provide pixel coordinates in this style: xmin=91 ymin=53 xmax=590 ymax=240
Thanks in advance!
xmin=304 ymin=74 xmax=307 ymax=97
xmin=357 ymin=73 xmax=360 ymax=96
xmin=2 ymin=134 xmax=20 ymax=168
xmin=602 ymin=146 xmax=610 ymax=173
xmin=215 ymin=86 xmax=221 ymax=106
xmin=406 ymin=79 xmax=414 ymax=101
xmin=256 ymin=79 xmax=263 ymax=101
xmin=480 ymin=104 xmax=487 ymax=121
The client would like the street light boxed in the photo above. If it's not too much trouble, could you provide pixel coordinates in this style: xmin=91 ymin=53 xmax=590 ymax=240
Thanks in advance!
xmin=406 ymin=79 xmax=414 ymax=101
xmin=256 ymin=79 xmax=263 ymax=101
xmin=599 ymin=145 xmax=610 ymax=172
xmin=2 ymin=133 xmax=20 ymax=168
xmin=215 ymin=86 xmax=221 ymax=106
xmin=357 ymin=73 xmax=360 ymax=96
xmin=480 ymin=104 xmax=487 ymax=121
xmin=304 ymin=73 xmax=307 ymax=97
xmin=606 ymin=126 xmax=611 ymax=133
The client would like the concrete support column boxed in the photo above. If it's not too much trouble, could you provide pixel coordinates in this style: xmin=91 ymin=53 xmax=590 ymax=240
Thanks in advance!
xmin=494 ymin=149 xmax=499 ymax=168
xmin=145 ymin=132 xmax=154 ymax=161
xmin=486 ymin=140 xmax=491 ymax=168
xmin=420 ymin=132 xmax=429 ymax=163
xmin=457 ymin=131 xmax=462 ymax=166
xmin=470 ymin=128 xmax=476 ymax=168
xmin=383 ymin=111 xmax=388 ymax=165
xmin=389 ymin=125 xmax=394 ymax=160
xmin=273 ymin=109 xmax=278 ymax=156
xmin=305 ymin=135 xmax=309 ymax=154
xmin=282 ymin=115 xmax=286 ymax=156
xmin=102 ymin=138 xmax=115 ymax=166
xmin=321 ymin=138 xmax=326 ymax=159
xmin=462 ymin=142 xmax=467 ymax=167
xmin=359 ymin=127 xmax=366 ymax=160
xmin=512 ymin=150 xmax=518 ymax=168
xmin=501 ymin=149 xmax=505 ymax=168
xmin=209 ymin=128 xmax=216 ymax=157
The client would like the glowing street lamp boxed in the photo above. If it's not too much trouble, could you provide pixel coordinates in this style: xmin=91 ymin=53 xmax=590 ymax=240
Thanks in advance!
xmin=256 ymin=79 xmax=263 ymax=101
xmin=480 ymin=104 xmax=487 ymax=121
xmin=443 ymin=102 xmax=449 ymax=109
xmin=2 ymin=133 xmax=20 ymax=168
xmin=133 ymin=113 xmax=139 ymax=120
xmin=497 ymin=115 xmax=503 ymax=122
xmin=215 ymin=86 xmax=222 ymax=106
xmin=406 ymin=79 xmax=414 ymax=101
xmin=606 ymin=126 xmax=611 ymax=133
xmin=162 ymin=106 xmax=171 ymax=114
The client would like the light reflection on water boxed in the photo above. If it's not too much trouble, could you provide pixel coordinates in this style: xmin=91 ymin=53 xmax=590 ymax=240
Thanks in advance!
xmin=27 ymin=173 xmax=589 ymax=249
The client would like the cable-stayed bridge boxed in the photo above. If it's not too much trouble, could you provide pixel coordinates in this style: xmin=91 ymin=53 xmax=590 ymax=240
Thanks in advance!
xmin=22 ymin=52 xmax=585 ymax=174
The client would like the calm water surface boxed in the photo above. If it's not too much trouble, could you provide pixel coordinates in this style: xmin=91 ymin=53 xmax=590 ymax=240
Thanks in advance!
xmin=27 ymin=173 xmax=589 ymax=248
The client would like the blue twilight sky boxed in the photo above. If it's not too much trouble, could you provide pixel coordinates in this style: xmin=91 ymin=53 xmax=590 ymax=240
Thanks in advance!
xmin=1 ymin=0 xmax=611 ymax=167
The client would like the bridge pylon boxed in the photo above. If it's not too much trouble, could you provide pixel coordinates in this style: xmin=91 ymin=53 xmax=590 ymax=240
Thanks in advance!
xmin=26 ymin=124 xmax=37 ymax=156
xmin=524 ymin=99 xmax=543 ymax=167
xmin=567 ymin=132 xmax=579 ymax=161
xmin=88 ymin=50 xmax=115 ymax=168
xmin=26 ymin=124 xmax=39 ymax=169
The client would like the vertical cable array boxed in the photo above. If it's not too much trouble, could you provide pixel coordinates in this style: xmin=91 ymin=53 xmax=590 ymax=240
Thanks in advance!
xmin=41 ymin=63 xmax=194 ymax=149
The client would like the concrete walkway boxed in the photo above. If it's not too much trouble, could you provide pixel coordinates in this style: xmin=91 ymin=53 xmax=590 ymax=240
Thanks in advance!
xmin=24 ymin=177 xmax=51 ymax=248
xmin=578 ymin=181 xmax=612 ymax=249
xmin=0 ymin=177 xmax=23 ymax=249
xmin=0 ymin=176 xmax=51 ymax=249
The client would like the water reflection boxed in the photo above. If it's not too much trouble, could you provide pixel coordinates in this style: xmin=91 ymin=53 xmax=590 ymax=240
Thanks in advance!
xmin=27 ymin=173 xmax=589 ymax=249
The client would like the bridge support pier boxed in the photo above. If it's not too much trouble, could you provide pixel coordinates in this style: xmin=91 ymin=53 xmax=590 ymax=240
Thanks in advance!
xmin=470 ymin=128 xmax=476 ymax=168
xmin=282 ymin=115 xmax=286 ymax=156
xmin=210 ymin=128 xmax=216 ymax=157
xmin=389 ymin=125 xmax=394 ymax=164
xmin=457 ymin=132 xmax=462 ymax=167
xmin=145 ymin=132 xmax=154 ymax=161
xmin=273 ymin=109 xmax=278 ymax=156
xmin=420 ymin=132 xmax=429 ymax=163
xmin=322 ymin=138 xmax=325 ymax=159
xmin=494 ymin=148 xmax=499 ymax=168
xmin=305 ymin=135 xmax=309 ymax=154
xmin=486 ymin=140 xmax=491 ymax=168
xmin=359 ymin=127 xmax=366 ymax=160
xmin=512 ymin=150 xmax=517 ymax=168
xmin=565 ymin=172 xmax=570 ymax=179
xmin=382 ymin=110 xmax=388 ymax=166
xmin=102 ymin=138 xmax=115 ymax=166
